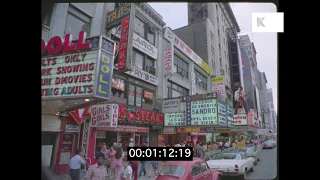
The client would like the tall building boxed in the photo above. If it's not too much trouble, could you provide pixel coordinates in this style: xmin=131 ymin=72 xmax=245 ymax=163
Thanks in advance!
xmin=257 ymin=70 xmax=269 ymax=128
xmin=239 ymin=35 xmax=261 ymax=116
xmin=173 ymin=3 xmax=240 ymax=102
xmin=267 ymin=88 xmax=277 ymax=131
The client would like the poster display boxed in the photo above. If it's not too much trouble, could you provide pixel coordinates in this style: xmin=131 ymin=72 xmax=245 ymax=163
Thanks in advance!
xmin=191 ymin=99 xmax=217 ymax=125
xmin=218 ymin=96 xmax=227 ymax=126
xmin=90 ymin=104 xmax=119 ymax=127
xmin=136 ymin=87 xmax=142 ymax=107
xmin=128 ymin=84 xmax=135 ymax=106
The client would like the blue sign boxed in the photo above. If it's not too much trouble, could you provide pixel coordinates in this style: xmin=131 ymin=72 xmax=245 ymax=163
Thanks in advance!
xmin=226 ymin=100 xmax=234 ymax=127
xmin=240 ymin=48 xmax=249 ymax=78
xmin=95 ymin=50 xmax=114 ymax=99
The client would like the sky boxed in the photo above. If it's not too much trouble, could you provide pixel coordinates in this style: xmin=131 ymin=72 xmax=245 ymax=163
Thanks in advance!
xmin=149 ymin=2 xmax=277 ymax=112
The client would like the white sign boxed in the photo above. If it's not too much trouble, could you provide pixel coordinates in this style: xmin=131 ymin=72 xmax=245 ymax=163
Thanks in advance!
xmin=252 ymin=12 xmax=284 ymax=33
xmin=90 ymin=104 xmax=118 ymax=127
xmin=41 ymin=50 xmax=99 ymax=98
xmin=65 ymin=124 xmax=80 ymax=132
xmin=218 ymin=97 xmax=227 ymax=126
xmin=164 ymin=113 xmax=186 ymax=126
xmin=125 ymin=66 xmax=158 ymax=85
xmin=191 ymin=99 xmax=218 ymax=125
xmin=132 ymin=33 xmax=158 ymax=59
xmin=212 ymin=82 xmax=225 ymax=96
xmin=163 ymin=27 xmax=213 ymax=75
xmin=233 ymin=114 xmax=247 ymax=125
xmin=162 ymin=99 xmax=180 ymax=113
xmin=191 ymin=73 xmax=196 ymax=95
xmin=164 ymin=41 xmax=174 ymax=76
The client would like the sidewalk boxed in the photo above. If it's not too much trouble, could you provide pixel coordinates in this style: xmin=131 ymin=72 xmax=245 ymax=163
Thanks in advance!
xmin=42 ymin=161 xmax=164 ymax=180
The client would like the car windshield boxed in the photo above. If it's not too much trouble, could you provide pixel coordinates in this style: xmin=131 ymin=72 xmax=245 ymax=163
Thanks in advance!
xmin=160 ymin=165 xmax=185 ymax=177
xmin=264 ymin=141 xmax=272 ymax=144
xmin=237 ymin=148 xmax=247 ymax=153
xmin=212 ymin=153 xmax=237 ymax=160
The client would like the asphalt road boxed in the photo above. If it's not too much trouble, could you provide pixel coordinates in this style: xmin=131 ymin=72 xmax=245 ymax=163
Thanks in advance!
xmin=246 ymin=146 xmax=277 ymax=180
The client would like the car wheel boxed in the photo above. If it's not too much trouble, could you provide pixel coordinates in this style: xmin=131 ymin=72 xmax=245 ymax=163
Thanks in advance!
xmin=258 ymin=158 xmax=260 ymax=161
xmin=249 ymin=165 xmax=254 ymax=172
xmin=240 ymin=169 xmax=247 ymax=180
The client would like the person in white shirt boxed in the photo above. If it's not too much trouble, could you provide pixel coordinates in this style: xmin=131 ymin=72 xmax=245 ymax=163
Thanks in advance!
xmin=224 ymin=141 xmax=230 ymax=148
xmin=174 ymin=141 xmax=181 ymax=147
xmin=69 ymin=149 xmax=86 ymax=180
xmin=121 ymin=160 xmax=133 ymax=180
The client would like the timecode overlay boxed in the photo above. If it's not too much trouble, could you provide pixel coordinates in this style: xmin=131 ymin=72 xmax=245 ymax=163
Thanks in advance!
xmin=127 ymin=147 xmax=193 ymax=161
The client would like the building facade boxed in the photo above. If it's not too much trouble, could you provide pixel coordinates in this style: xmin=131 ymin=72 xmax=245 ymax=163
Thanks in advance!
xmin=257 ymin=70 xmax=269 ymax=128
xmin=174 ymin=3 xmax=240 ymax=102
xmin=267 ymin=88 xmax=277 ymax=131
xmin=41 ymin=3 xmax=111 ymax=174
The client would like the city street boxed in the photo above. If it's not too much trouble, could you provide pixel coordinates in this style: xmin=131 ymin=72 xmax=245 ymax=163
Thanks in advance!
xmin=246 ymin=147 xmax=277 ymax=180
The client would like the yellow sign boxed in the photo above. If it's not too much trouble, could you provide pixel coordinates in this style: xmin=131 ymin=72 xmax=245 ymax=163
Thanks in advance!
xmin=236 ymin=142 xmax=246 ymax=148
xmin=177 ymin=127 xmax=200 ymax=132
xmin=199 ymin=59 xmax=213 ymax=75
xmin=212 ymin=76 xmax=224 ymax=83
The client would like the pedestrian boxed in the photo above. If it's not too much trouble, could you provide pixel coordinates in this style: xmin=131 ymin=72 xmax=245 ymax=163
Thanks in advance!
xmin=197 ymin=142 xmax=204 ymax=159
xmin=84 ymin=152 xmax=108 ymax=180
xmin=69 ymin=148 xmax=86 ymax=180
xmin=101 ymin=145 xmax=110 ymax=168
xmin=108 ymin=146 xmax=117 ymax=179
xmin=232 ymin=141 xmax=237 ymax=151
xmin=148 ymin=161 xmax=159 ymax=178
xmin=115 ymin=146 xmax=123 ymax=180
xmin=121 ymin=160 xmax=133 ymax=180
xmin=129 ymin=161 xmax=138 ymax=180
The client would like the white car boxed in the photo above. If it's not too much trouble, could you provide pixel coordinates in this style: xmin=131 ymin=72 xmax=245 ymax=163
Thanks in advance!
xmin=207 ymin=151 xmax=255 ymax=180
xmin=262 ymin=140 xmax=276 ymax=149
xmin=237 ymin=146 xmax=261 ymax=164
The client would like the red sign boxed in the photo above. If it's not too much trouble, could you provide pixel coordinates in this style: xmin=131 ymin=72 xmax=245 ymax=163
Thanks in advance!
xmin=155 ymin=113 xmax=164 ymax=124
xmin=118 ymin=16 xmax=129 ymax=71
xmin=41 ymin=31 xmax=90 ymax=55
xmin=69 ymin=107 xmax=90 ymax=125
xmin=97 ymin=126 xmax=149 ymax=133
xmin=118 ymin=104 xmax=128 ymax=120
xmin=135 ymin=109 xmax=145 ymax=122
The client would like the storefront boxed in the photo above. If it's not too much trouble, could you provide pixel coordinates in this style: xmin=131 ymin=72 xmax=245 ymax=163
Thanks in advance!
xmin=41 ymin=32 xmax=116 ymax=175
xmin=86 ymin=104 xmax=164 ymax=164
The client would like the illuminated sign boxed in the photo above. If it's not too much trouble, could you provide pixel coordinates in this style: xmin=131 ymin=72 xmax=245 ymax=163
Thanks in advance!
xmin=164 ymin=41 xmax=174 ymax=76
xmin=164 ymin=113 xmax=186 ymax=126
xmin=218 ymin=96 xmax=227 ymax=126
xmin=118 ymin=16 xmax=131 ymax=72
xmin=106 ymin=3 xmax=131 ymax=30
xmin=90 ymin=104 xmax=118 ymax=127
xmin=191 ymin=99 xmax=217 ymax=125
xmin=95 ymin=50 xmax=114 ymax=99
xmin=233 ymin=114 xmax=247 ymax=125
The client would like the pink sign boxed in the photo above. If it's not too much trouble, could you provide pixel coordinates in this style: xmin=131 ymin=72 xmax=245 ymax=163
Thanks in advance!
xmin=248 ymin=113 xmax=259 ymax=128
xmin=97 ymin=126 xmax=149 ymax=133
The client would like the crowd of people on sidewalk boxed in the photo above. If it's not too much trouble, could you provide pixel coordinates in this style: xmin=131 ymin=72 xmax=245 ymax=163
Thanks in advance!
xmin=68 ymin=142 xmax=158 ymax=180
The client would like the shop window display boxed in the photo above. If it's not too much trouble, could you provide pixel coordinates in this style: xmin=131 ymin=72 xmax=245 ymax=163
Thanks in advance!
xmin=111 ymin=78 xmax=127 ymax=104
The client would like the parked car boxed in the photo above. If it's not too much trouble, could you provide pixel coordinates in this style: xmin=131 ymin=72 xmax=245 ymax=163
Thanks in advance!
xmin=156 ymin=157 xmax=221 ymax=180
xmin=207 ymin=151 xmax=255 ymax=180
xmin=237 ymin=147 xmax=260 ymax=164
xmin=262 ymin=140 xmax=276 ymax=149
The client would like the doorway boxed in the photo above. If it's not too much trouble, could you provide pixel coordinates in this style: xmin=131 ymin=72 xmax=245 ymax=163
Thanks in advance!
xmin=135 ymin=134 xmax=148 ymax=147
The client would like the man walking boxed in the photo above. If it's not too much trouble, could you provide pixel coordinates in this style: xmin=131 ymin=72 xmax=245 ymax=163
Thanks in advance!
xmin=69 ymin=149 xmax=86 ymax=180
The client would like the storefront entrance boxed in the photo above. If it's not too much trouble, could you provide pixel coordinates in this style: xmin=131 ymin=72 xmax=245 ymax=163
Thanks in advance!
xmin=135 ymin=134 xmax=148 ymax=147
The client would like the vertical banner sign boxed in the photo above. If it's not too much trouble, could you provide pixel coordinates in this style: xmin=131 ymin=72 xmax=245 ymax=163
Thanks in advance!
xmin=136 ymin=87 xmax=142 ymax=107
xmin=90 ymin=104 xmax=119 ymax=127
xmin=95 ymin=49 xmax=114 ymax=99
xmin=128 ymin=84 xmax=135 ymax=106
xmin=186 ymin=96 xmax=192 ymax=126
xmin=191 ymin=73 xmax=196 ymax=95
xmin=164 ymin=41 xmax=174 ymax=76
xmin=118 ymin=16 xmax=129 ymax=72
xmin=81 ymin=120 xmax=89 ymax=157
xmin=217 ymin=95 xmax=227 ymax=126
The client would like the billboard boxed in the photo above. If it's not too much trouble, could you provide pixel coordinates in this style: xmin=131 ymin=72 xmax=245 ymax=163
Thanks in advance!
xmin=191 ymin=99 xmax=218 ymax=125
xmin=212 ymin=76 xmax=225 ymax=96
xmin=106 ymin=3 xmax=131 ymax=30
xmin=217 ymin=95 xmax=227 ymax=126
xmin=233 ymin=114 xmax=247 ymax=125
xmin=240 ymin=48 xmax=249 ymax=78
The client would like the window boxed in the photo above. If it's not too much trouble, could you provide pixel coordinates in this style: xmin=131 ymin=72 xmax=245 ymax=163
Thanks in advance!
xmin=210 ymin=31 xmax=214 ymax=41
xmin=42 ymin=3 xmax=54 ymax=26
xmin=219 ymin=44 xmax=221 ymax=56
xmin=134 ymin=17 xmax=145 ymax=37
xmin=195 ymin=70 xmax=207 ymax=90
xmin=174 ymin=54 xmax=189 ymax=79
xmin=133 ymin=48 xmax=156 ymax=75
xmin=200 ymin=163 xmax=209 ymax=173
xmin=216 ymin=4 xmax=219 ymax=13
xmin=217 ymin=16 xmax=219 ymax=25
xmin=191 ymin=164 xmax=201 ymax=177
xmin=224 ymin=38 xmax=226 ymax=47
xmin=64 ymin=6 xmax=91 ymax=38
xmin=225 ymin=51 xmax=227 ymax=60
xmin=111 ymin=78 xmax=128 ymax=104
xmin=218 ymin=30 xmax=220 ymax=39
xmin=134 ymin=17 xmax=155 ymax=45
xmin=128 ymin=84 xmax=155 ymax=110
xmin=167 ymin=81 xmax=188 ymax=98
xmin=220 ymin=58 xmax=222 ymax=67
xmin=222 ymin=25 xmax=224 ymax=33
xmin=225 ymin=65 xmax=228 ymax=74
